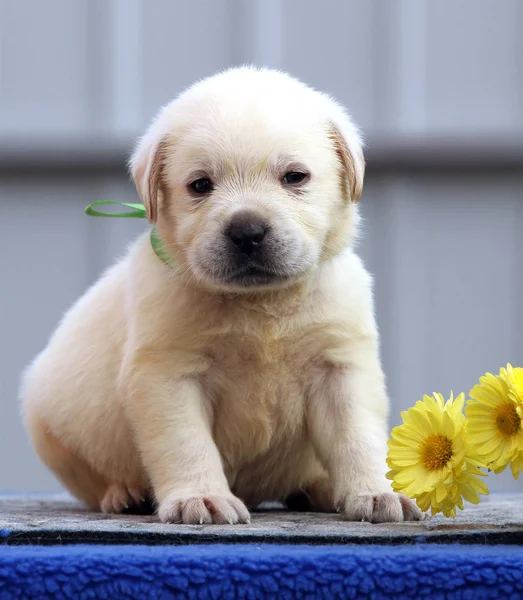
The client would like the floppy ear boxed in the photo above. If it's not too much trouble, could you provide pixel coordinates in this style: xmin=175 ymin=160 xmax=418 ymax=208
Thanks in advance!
xmin=129 ymin=135 xmax=167 ymax=224
xmin=328 ymin=123 xmax=365 ymax=203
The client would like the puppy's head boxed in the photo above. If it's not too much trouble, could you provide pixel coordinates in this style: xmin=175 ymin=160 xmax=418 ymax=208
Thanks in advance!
xmin=131 ymin=67 xmax=364 ymax=292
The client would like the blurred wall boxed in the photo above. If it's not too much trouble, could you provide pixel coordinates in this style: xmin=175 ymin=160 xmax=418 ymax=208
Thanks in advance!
xmin=1 ymin=0 xmax=522 ymax=492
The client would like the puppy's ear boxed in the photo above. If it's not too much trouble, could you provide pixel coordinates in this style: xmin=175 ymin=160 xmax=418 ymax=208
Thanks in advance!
xmin=328 ymin=123 xmax=365 ymax=203
xmin=129 ymin=136 xmax=168 ymax=224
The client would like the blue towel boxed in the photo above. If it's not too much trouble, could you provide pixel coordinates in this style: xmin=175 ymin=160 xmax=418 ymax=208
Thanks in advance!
xmin=1 ymin=543 xmax=523 ymax=599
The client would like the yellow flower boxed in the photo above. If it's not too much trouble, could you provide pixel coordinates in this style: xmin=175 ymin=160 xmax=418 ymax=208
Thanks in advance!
xmin=466 ymin=364 xmax=523 ymax=478
xmin=512 ymin=368 xmax=523 ymax=395
xmin=387 ymin=392 xmax=488 ymax=518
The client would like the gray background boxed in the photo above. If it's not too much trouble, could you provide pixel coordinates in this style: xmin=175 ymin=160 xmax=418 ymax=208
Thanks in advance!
xmin=1 ymin=0 xmax=522 ymax=493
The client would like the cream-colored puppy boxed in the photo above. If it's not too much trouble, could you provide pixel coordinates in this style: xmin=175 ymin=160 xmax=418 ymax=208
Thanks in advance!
xmin=21 ymin=67 xmax=421 ymax=524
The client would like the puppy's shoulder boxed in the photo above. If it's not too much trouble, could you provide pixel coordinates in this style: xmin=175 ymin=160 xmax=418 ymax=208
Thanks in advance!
xmin=314 ymin=250 xmax=377 ymax=338
xmin=124 ymin=232 xmax=197 ymax=346
xmin=126 ymin=232 xmax=180 ymax=303
xmin=319 ymin=249 xmax=373 ymax=304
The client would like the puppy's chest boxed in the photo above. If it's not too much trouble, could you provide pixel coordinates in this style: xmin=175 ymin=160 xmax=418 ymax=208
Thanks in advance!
xmin=202 ymin=328 xmax=310 ymax=462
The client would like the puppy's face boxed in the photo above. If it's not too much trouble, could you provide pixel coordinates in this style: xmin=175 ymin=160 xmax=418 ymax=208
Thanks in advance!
xmin=132 ymin=68 xmax=364 ymax=292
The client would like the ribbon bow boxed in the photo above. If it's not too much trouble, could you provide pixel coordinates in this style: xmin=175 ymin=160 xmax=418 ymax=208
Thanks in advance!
xmin=85 ymin=201 xmax=172 ymax=266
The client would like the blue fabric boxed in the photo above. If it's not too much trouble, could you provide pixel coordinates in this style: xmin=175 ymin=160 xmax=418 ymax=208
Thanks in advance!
xmin=1 ymin=543 xmax=523 ymax=599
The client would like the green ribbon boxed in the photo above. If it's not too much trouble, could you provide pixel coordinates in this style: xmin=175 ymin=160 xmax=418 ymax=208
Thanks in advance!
xmin=85 ymin=201 xmax=173 ymax=266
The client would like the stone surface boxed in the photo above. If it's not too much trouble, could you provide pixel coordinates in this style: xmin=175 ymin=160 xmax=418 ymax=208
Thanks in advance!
xmin=1 ymin=493 xmax=523 ymax=546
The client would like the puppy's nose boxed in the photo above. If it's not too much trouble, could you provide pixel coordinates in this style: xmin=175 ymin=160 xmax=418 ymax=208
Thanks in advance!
xmin=226 ymin=212 xmax=268 ymax=256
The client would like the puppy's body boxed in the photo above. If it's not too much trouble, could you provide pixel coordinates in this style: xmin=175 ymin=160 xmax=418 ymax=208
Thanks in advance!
xmin=21 ymin=67 xmax=421 ymax=523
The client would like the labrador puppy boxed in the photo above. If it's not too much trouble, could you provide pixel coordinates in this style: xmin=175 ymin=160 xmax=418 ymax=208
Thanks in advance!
xmin=21 ymin=67 xmax=421 ymax=524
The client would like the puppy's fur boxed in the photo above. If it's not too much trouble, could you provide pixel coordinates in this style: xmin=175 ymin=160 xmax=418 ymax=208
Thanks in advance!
xmin=21 ymin=67 xmax=421 ymax=524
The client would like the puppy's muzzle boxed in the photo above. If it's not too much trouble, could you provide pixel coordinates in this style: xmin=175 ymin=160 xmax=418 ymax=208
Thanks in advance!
xmin=226 ymin=211 xmax=268 ymax=257
xmin=220 ymin=210 xmax=286 ymax=286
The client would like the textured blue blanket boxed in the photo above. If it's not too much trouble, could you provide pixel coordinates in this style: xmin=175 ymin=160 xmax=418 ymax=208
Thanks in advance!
xmin=1 ymin=543 xmax=523 ymax=599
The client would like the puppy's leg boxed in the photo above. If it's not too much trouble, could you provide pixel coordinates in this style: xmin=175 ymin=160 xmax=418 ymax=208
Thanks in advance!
xmin=28 ymin=414 xmax=149 ymax=513
xmin=27 ymin=414 xmax=107 ymax=510
xmin=124 ymin=362 xmax=249 ymax=524
xmin=307 ymin=355 xmax=423 ymax=523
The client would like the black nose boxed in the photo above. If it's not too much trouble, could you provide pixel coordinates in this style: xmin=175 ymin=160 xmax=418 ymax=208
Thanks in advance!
xmin=226 ymin=213 xmax=268 ymax=256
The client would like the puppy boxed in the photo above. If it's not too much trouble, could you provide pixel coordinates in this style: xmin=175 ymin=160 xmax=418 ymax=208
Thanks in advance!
xmin=21 ymin=67 xmax=421 ymax=524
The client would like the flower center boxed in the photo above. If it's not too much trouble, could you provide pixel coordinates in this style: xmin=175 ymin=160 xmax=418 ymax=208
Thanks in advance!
xmin=420 ymin=434 xmax=453 ymax=471
xmin=494 ymin=402 xmax=521 ymax=437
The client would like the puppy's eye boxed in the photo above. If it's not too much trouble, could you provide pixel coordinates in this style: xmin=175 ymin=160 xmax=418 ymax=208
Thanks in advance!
xmin=189 ymin=178 xmax=214 ymax=195
xmin=282 ymin=171 xmax=309 ymax=186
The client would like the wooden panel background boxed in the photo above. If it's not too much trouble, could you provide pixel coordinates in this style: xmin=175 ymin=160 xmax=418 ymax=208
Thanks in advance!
xmin=1 ymin=0 xmax=522 ymax=493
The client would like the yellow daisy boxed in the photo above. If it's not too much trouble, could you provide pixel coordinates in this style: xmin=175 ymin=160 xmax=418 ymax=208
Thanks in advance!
xmin=466 ymin=364 xmax=523 ymax=478
xmin=512 ymin=367 xmax=523 ymax=395
xmin=387 ymin=392 xmax=488 ymax=517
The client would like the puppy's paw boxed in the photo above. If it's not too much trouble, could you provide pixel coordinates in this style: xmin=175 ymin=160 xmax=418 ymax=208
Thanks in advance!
xmin=341 ymin=492 xmax=423 ymax=523
xmin=398 ymin=493 xmax=426 ymax=521
xmin=100 ymin=483 xmax=146 ymax=514
xmin=158 ymin=492 xmax=250 ymax=525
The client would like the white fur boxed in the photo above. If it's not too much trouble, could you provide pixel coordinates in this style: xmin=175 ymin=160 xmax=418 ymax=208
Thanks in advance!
xmin=20 ymin=67 xmax=421 ymax=524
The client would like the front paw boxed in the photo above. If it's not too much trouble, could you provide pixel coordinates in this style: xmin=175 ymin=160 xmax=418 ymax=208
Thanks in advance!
xmin=158 ymin=491 xmax=250 ymax=525
xmin=341 ymin=492 xmax=423 ymax=523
